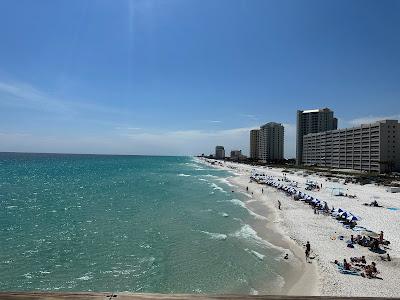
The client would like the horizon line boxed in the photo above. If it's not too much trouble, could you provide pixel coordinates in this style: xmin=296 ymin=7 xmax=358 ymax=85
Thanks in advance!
xmin=0 ymin=151 xmax=193 ymax=157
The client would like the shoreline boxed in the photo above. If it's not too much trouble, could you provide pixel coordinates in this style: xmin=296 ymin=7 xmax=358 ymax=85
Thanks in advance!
xmin=228 ymin=175 xmax=319 ymax=296
xmin=197 ymin=158 xmax=319 ymax=296
xmin=196 ymin=157 xmax=400 ymax=297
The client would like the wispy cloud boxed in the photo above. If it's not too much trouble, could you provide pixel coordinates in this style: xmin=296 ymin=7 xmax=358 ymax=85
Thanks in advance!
xmin=0 ymin=80 xmax=128 ymax=116
xmin=0 ymin=124 xmax=298 ymax=157
xmin=282 ymin=123 xmax=296 ymax=159
xmin=114 ymin=126 xmax=142 ymax=130
xmin=0 ymin=132 xmax=31 ymax=137
xmin=240 ymin=114 xmax=258 ymax=120
xmin=0 ymin=81 xmax=70 ymax=113
xmin=117 ymin=126 xmax=259 ymax=155
xmin=343 ymin=114 xmax=400 ymax=127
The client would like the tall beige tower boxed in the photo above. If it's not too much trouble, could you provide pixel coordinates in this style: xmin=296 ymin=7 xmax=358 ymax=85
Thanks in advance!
xmin=250 ymin=129 xmax=259 ymax=160
xmin=259 ymin=122 xmax=284 ymax=162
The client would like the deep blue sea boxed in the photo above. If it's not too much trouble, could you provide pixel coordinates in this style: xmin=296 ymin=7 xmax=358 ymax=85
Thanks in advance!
xmin=0 ymin=153 xmax=284 ymax=294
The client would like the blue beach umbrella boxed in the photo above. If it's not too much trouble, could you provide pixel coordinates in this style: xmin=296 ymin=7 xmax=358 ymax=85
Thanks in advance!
xmin=347 ymin=215 xmax=360 ymax=222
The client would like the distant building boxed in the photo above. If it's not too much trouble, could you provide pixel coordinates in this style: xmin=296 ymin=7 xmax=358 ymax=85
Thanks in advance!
xmin=302 ymin=119 xmax=400 ymax=173
xmin=259 ymin=122 xmax=284 ymax=162
xmin=250 ymin=129 xmax=259 ymax=159
xmin=296 ymin=108 xmax=338 ymax=165
xmin=215 ymin=146 xmax=225 ymax=159
xmin=230 ymin=150 xmax=246 ymax=161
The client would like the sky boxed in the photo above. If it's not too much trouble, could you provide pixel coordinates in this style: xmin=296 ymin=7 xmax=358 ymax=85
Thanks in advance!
xmin=0 ymin=0 xmax=399 ymax=157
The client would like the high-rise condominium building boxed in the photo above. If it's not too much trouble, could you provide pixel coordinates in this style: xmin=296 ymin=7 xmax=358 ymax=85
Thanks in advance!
xmin=258 ymin=122 xmax=284 ymax=162
xmin=302 ymin=120 xmax=400 ymax=173
xmin=296 ymin=108 xmax=338 ymax=165
xmin=215 ymin=146 xmax=225 ymax=159
xmin=250 ymin=129 xmax=259 ymax=159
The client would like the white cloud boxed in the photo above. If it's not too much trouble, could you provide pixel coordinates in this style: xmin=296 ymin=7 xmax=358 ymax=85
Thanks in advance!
xmin=0 ymin=122 xmax=297 ymax=158
xmin=240 ymin=114 xmax=258 ymax=120
xmin=0 ymin=80 xmax=127 ymax=116
xmin=282 ymin=123 xmax=296 ymax=159
xmin=339 ymin=114 xmax=400 ymax=128
xmin=345 ymin=114 xmax=400 ymax=127
xmin=0 ymin=80 xmax=300 ymax=157
xmin=117 ymin=126 xmax=257 ymax=155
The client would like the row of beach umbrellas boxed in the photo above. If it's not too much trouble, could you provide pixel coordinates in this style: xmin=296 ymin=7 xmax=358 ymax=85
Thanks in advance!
xmin=250 ymin=172 xmax=361 ymax=223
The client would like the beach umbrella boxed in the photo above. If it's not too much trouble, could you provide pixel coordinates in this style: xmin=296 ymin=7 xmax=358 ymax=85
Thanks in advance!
xmin=347 ymin=215 xmax=360 ymax=222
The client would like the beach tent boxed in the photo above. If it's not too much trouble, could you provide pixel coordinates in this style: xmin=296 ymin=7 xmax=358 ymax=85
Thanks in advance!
xmin=328 ymin=186 xmax=344 ymax=196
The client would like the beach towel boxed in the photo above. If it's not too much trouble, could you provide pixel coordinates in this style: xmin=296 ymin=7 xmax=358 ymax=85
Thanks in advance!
xmin=337 ymin=264 xmax=360 ymax=276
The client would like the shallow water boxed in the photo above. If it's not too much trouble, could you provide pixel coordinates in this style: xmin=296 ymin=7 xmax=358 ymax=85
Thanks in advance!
xmin=0 ymin=153 xmax=284 ymax=294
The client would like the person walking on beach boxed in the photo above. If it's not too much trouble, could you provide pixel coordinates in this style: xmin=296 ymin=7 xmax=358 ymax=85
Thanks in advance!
xmin=246 ymin=186 xmax=249 ymax=192
xmin=278 ymin=200 xmax=281 ymax=210
xmin=262 ymin=188 xmax=263 ymax=194
xmin=305 ymin=241 xmax=311 ymax=262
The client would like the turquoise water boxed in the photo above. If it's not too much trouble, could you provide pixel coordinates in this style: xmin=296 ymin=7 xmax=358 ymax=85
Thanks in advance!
xmin=0 ymin=153 xmax=284 ymax=294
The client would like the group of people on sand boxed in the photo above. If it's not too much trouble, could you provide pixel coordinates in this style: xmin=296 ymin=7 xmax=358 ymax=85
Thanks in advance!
xmin=349 ymin=232 xmax=390 ymax=252
xmin=249 ymin=171 xmax=395 ymax=280
xmin=334 ymin=231 xmax=392 ymax=279
xmin=333 ymin=257 xmax=381 ymax=279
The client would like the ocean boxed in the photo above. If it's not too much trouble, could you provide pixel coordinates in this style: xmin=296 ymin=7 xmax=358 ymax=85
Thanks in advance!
xmin=0 ymin=153 xmax=285 ymax=294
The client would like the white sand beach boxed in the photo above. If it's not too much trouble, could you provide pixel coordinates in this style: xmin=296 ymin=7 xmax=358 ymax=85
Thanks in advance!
xmin=198 ymin=158 xmax=400 ymax=297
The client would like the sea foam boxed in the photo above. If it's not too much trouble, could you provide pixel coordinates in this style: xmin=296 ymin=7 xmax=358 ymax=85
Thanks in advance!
xmin=177 ymin=173 xmax=191 ymax=177
xmin=200 ymin=230 xmax=228 ymax=240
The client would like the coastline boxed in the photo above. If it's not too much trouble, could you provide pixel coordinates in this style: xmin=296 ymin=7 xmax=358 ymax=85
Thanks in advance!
xmin=196 ymin=158 xmax=319 ymax=296
xmin=197 ymin=157 xmax=400 ymax=297
xmin=228 ymin=175 xmax=319 ymax=296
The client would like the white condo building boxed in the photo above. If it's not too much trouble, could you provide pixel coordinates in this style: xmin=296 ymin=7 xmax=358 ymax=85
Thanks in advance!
xmin=302 ymin=120 xmax=400 ymax=173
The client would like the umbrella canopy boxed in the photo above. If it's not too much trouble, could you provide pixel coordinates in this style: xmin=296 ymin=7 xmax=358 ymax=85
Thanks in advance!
xmin=347 ymin=215 xmax=360 ymax=222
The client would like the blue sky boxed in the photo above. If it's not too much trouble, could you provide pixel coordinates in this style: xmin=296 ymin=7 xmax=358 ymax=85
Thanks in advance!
xmin=0 ymin=0 xmax=399 ymax=157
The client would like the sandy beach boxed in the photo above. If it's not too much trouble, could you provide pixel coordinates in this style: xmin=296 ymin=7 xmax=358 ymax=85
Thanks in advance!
xmin=197 ymin=157 xmax=400 ymax=297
